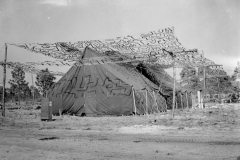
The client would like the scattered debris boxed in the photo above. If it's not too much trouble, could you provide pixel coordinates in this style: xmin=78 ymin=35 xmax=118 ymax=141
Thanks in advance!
xmin=39 ymin=137 xmax=60 ymax=141
xmin=35 ymin=106 xmax=41 ymax=110
xmin=98 ymin=137 xmax=109 ymax=141
xmin=167 ymin=153 xmax=174 ymax=155
xmin=178 ymin=127 xmax=185 ymax=130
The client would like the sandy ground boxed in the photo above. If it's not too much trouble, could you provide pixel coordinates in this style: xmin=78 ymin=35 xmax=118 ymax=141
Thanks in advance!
xmin=1 ymin=103 xmax=240 ymax=160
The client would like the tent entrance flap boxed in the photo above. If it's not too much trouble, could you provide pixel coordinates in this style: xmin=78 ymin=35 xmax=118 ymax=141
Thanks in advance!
xmin=52 ymin=97 xmax=63 ymax=115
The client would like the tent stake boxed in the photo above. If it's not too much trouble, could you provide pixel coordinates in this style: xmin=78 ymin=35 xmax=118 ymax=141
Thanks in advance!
xmin=2 ymin=43 xmax=7 ymax=117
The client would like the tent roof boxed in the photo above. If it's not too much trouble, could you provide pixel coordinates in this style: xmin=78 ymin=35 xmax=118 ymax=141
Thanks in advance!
xmin=53 ymin=47 xmax=159 ymax=92
xmin=83 ymin=47 xmax=159 ymax=91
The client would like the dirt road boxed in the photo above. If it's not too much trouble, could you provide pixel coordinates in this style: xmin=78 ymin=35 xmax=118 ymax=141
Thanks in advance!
xmin=0 ymin=103 xmax=240 ymax=160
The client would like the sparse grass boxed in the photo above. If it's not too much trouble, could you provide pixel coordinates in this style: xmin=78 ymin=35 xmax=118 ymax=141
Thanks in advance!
xmin=1 ymin=103 xmax=240 ymax=132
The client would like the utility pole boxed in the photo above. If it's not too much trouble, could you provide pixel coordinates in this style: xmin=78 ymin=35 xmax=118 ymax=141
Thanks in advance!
xmin=2 ymin=43 xmax=7 ymax=117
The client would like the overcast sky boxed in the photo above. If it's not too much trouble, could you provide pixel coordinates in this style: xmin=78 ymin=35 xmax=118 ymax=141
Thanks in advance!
xmin=0 ymin=0 xmax=239 ymax=86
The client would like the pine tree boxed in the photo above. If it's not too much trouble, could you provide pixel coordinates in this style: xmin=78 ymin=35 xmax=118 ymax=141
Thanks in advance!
xmin=8 ymin=66 xmax=29 ymax=104
xmin=35 ymin=68 xmax=56 ymax=97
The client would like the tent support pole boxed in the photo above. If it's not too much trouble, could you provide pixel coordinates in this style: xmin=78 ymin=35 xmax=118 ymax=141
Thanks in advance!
xmin=203 ymin=67 xmax=206 ymax=92
xmin=145 ymin=89 xmax=148 ymax=117
xmin=217 ymin=77 xmax=221 ymax=104
xmin=152 ymin=91 xmax=159 ymax=113
xmin=175 ymin=96 xmax=178 ymax=109
xmin=132 ymin=87 xmax=137 ymax=115
xmin=203 ymin=65 xmax=206 ymax=106
xmin=172 ymin=62 xmax=176 ymax=119
xmin=180 ymin=93 xmax=183 ymax=110
xmin=2 ymin=43 xmax=7 ymax=117
xmin=165 ymin=99 xmax=168 ymax=112
xmin=31 ymin=73 xmax=35 ymax=102
xmin=192 ymin=92 xmax=195 ymax=109
xmin=186 ymin=92 xmax=189 ymax=109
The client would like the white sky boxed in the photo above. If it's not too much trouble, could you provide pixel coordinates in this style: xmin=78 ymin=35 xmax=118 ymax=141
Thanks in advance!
xmin=0 ymin=0 xmax=240 ymax=87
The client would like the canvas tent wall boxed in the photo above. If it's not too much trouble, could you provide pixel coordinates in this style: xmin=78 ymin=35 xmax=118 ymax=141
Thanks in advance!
xmin=47 ymin=47 xmax=167 ymax=116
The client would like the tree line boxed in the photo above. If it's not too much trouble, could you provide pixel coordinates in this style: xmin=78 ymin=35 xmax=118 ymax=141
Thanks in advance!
xmin=0 ymin=67 xmax=55 ymax=104
xmin=1 ymin=64 xmax=239 ymax=104
xmin=179 ymin=65 xmax=240 ymax=95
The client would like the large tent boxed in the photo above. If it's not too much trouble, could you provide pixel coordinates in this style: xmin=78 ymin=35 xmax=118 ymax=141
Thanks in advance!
xmin=47 ymin=47 xmax=167 ymax=116
xmin=1 ymin=27 xmax=227 ymax=117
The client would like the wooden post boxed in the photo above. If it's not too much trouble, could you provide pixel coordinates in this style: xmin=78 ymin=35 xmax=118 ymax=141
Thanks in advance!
xmin=172 ymin=62 xmax=176 ymax=118
xmin=202 ymin=51 xmax=206 ymax=92
xmin=202 ymin=67 xmax=205 ymax=108
xmin=152 ymin=91 xmax=159 ymax=113
xmin=175 ymin=95 xmax=178 ymax=109
xmin=132 ymin=87 xmax=137 ymax=115
xmin=217 ymin=77 xmax=221 ymax=103
xmin=203 ymin=67 xmax=206 ymax=93
xmin=197 ymin=91 xmax=200 ymax=108
xmin=171 ymin=26 xmax=176 ymax=118
xmin=145 ymin=89 xmax=148 ymax=116
xmin=2 ymin=43 xmax=7 ymax=117
xmin=31 ymin=73 xmax=35 ymax=101
xmin=180 ymin=92 xmax=183 ymax=110
xmin=198 ymin=90 xmax=203 ymax=109
xmin=186 ymin=91 xmax=189 ymax=109
xmin=191 ymin=92 xmax=194 ymax=109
